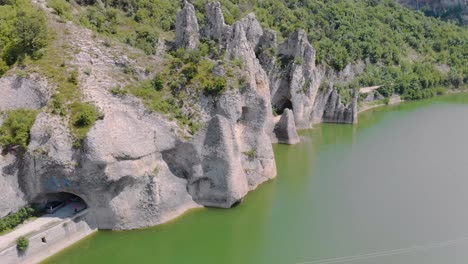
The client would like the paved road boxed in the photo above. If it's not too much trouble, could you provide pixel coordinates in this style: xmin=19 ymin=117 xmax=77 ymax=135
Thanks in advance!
xmin=0 ymin=202 xmax=86 ymax=251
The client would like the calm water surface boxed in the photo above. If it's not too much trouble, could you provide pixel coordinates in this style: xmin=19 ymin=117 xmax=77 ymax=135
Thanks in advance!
xmin=44 ymin=94 xmax=468 ymax=264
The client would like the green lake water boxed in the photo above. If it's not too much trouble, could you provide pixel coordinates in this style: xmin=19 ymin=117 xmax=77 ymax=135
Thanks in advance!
xmin=44 ymin=94 xmax=468 ymax=264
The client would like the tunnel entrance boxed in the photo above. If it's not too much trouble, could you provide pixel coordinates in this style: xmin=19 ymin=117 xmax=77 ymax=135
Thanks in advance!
xmin=33 ymin=192 xmax=87 ymax=216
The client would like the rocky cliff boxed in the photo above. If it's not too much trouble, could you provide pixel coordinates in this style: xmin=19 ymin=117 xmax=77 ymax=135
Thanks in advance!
xmin=0 ymin=1 xmax=357 ymax=229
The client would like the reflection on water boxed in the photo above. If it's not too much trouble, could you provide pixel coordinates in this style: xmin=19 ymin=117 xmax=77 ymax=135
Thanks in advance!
xmin=44 ymin=94 xmax=468 ymax=264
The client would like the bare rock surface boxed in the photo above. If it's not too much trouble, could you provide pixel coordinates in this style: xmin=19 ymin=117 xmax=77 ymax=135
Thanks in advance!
xmin=175 ymin=0 xmax=200 ymax=50
xmin=363 ymin=91 xmax=385 ymax=103
xmin=273 ymin=109 xmax=300 ymax=145
xmin=0 ymin=153 xmax=27 ymax=218
xmin=204 ymin=1 xmax=229 ymax=43
xmin=0 ymin=76 xmax=50 ymax=111
xmin=259 ymin=28 xmax=359 ymax=129
xmin=311 ymin=83 xmax=358 ymax=124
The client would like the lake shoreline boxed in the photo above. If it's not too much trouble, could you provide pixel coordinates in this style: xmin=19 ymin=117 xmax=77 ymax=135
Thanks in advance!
xmin=359 ymin=87 xmax=468 ymax=114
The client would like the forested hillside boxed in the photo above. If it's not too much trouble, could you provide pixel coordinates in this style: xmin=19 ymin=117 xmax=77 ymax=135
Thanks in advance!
xmin=397 ymin=0 xmax=467 ymax=25
xmin=1 ymin=0 xmax=467 ymax=100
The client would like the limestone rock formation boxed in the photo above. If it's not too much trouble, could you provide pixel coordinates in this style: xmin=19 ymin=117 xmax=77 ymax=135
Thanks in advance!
xmin=258 ymin=27 xmax=358 ymax=128
xmin=273 ymin=109 xmax=300 ymax=145
xmin=363 ymin=91 xmax=384 ymax=103
xmin=0 ymin=1 xmax=363 ymax=230
xmin=0 ymin=153 xmax=26 ymax=218
xmin=175 ymin=1 xmax=200 ymax=49
xmin=16 ymin=102 xmax=200 ymax=229
xmin=0 ymin=76 xmax=50 ymax=217
xmin=204 ymin=1 xmax=228 ymax=42
xmin=311 ymin=83 xmax=358 ymax=124
xmin=270 ymin=30 xmax=322 ymax=128
xmin=162 ymin=6 xmax=278 ymax=208
xmin=0 ymin=76 xmax=50 ymax=111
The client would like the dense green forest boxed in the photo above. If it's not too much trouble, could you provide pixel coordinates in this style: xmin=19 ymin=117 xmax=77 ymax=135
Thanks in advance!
xmin=1 ymin=0 xmax=467 ymax=101
xmin=0 ymin=0 xmax=48 ymax=75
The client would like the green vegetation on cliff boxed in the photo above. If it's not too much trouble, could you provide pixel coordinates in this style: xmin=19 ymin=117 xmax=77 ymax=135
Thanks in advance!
xmin=69 ymin=102 xmax=99 ymax=147
xmin=0 ymin=109 xmax=38 ymax=150
xmin=50 ymin=0 xmax=466 ymax=99
xmin=126 ymin=47 xmax=243 ymax=134
xmin=0 ymin=0 xmax=48 ymax=76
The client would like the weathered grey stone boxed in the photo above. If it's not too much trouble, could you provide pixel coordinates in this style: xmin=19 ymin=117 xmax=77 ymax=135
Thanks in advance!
xmin=14 ymin=109 xmax=199 ymax=230
xmin=363 ymin=91 xmax=385 ymax=103
xmin=241 ymin=13 xmax=264 ymax=51
xmin=204 ymin=1 xmax=228 ymax=42
xmin=273 ymin=109 xmax=300 ymax=145
xmin=160 ymin=7 xmax=279 ymax=208
xmin=266 ymin=29 xmax=323 ymax=129
xmin=0 ymin=153 xmax=27 ymax=218
xmin=0 ymin=76 xmax=50 ymax=111
xmin=256 ymin=29 xmax=277 ymax=71
xmin=191 ymin=115 xmax=248 ymax=207
xmin=311 ymin=83 xmax=358 ymax=124
xmin=175 ymin=1 xmax=200 ymax=50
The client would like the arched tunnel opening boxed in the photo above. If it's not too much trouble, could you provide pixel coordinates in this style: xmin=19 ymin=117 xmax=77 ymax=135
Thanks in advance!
xmin=33 ymin=192 xmax=88 ymax=216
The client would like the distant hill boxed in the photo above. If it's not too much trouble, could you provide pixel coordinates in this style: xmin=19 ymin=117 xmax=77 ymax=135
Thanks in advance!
xmin=397 ymin=0 xmax=467 ymax=24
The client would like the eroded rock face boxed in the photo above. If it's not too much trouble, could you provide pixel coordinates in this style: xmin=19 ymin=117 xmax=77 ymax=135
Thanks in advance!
xmin=1 ymin=1 xmax=363 ymax=229
xmin=204 ymin=1 xmax=228 ymax=42
xmin=256 ymin=27 xmax=359 ymax=128
xmin=311 ymin=84 xmax=358 ymax=124
xmin=176 ymin=115 xmax=248 ymax=207
xmin=363 ymin=91 xmax=384 ymax=103
xmin=18 ymin=107 xmax=199 ymax=229
xmin=0 ymin=75 xmax=50 ymax=217
xmin=273 ymin=109 xmax=300 ymax=145
xmin=162 ymin=6 xmax=277 ymax=208
xmin=271 ymin=30 xmax=323 ymax=128
xmin=175 ymin=1 xmax=200 ymax=50
xmin=0 ymin=153 xmax=27 ymax=218
xmin=0 ymin=76 xmax=50 ymax=111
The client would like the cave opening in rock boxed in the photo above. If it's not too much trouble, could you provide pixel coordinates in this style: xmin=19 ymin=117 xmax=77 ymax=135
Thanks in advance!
xmin=33 ymin=192 xmax=88 ymax=216
xmin=275 ymin=98 xmax=293 ymax=115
